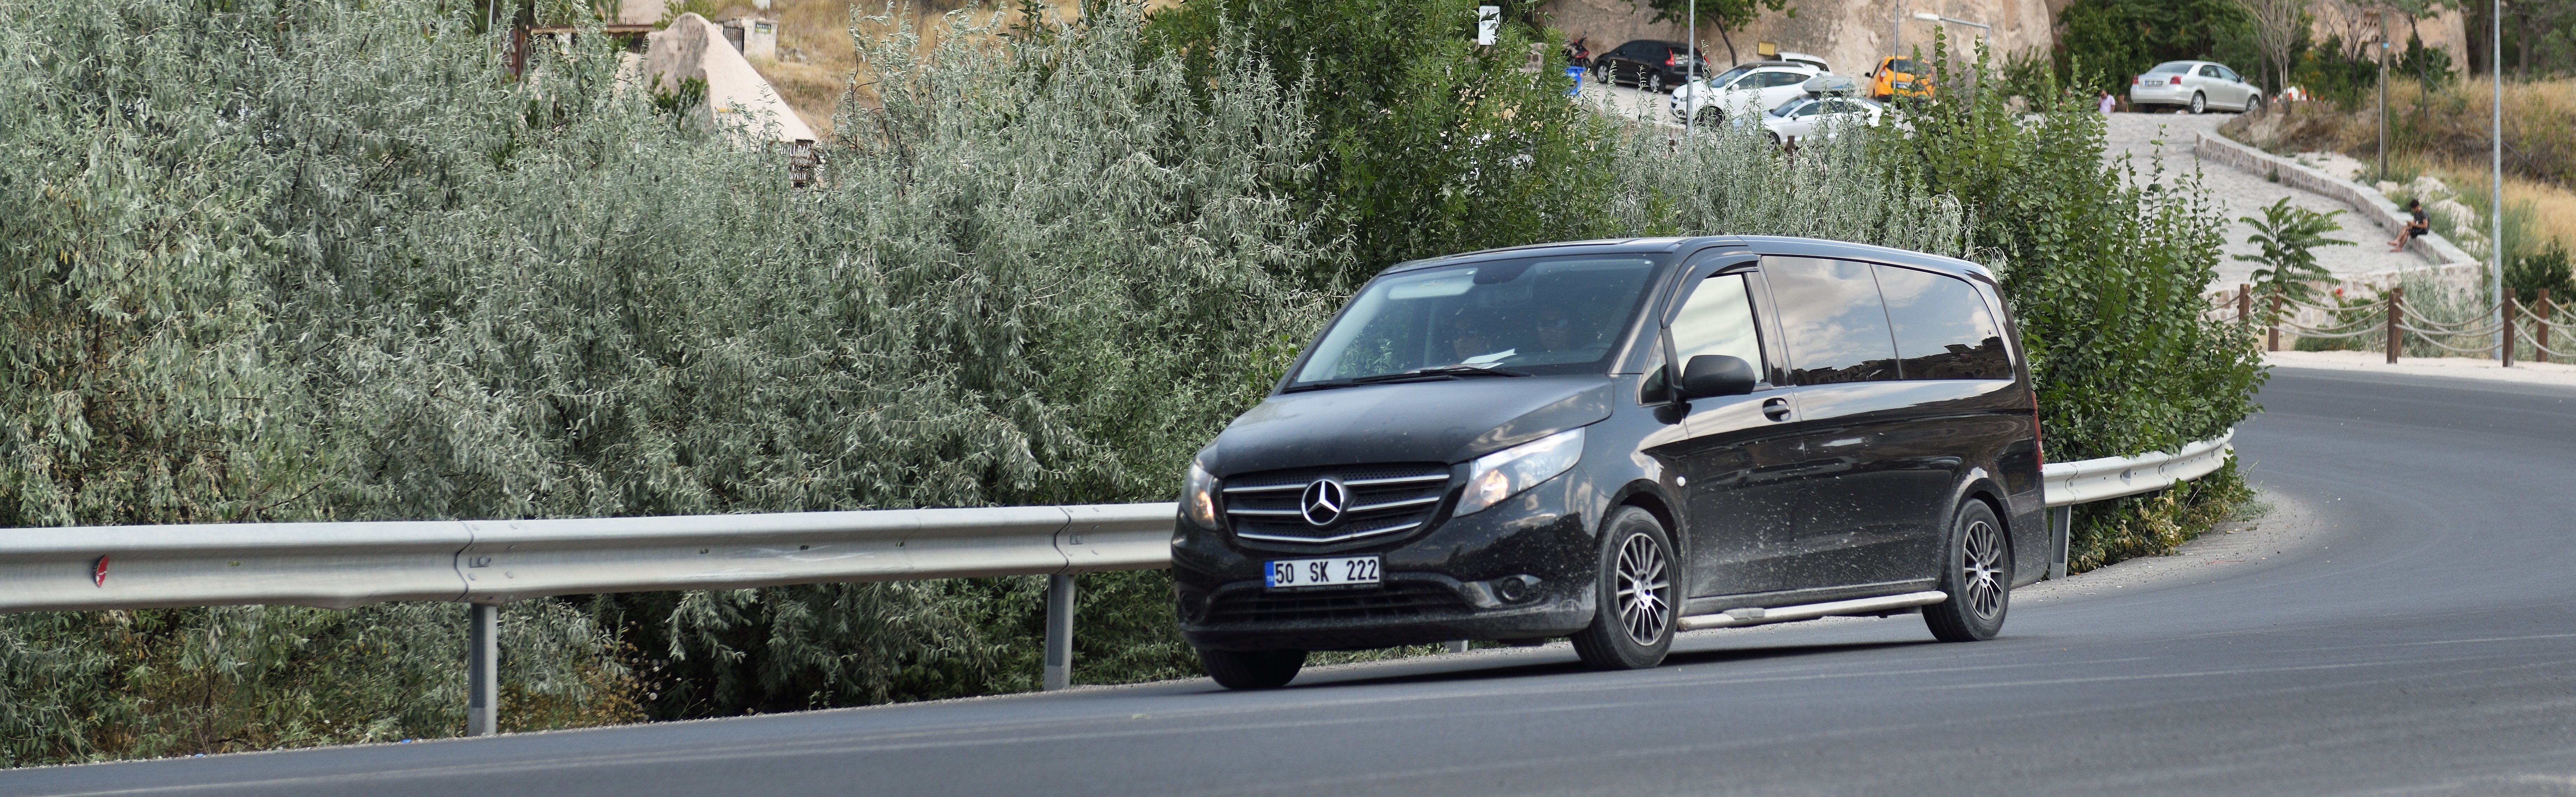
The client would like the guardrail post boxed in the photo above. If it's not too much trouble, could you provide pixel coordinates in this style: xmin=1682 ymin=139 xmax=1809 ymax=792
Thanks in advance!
xmin=467 ymin=602 xmax=499 ymax=737
xmin=1043 ymin=573 xmax=1075 ymax=691
xmin=2047 ymin=506 xmax=2071 ymax=580
xmin=2386 ymin=286 xmax=2403 ymax=364
xmin=1446 ymin=640 xmax=1469 ymax=653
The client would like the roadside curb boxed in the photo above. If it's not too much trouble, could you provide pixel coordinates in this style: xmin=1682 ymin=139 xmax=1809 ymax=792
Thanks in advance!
xmin=2193 ymin=130 xmax=2479 ymax=268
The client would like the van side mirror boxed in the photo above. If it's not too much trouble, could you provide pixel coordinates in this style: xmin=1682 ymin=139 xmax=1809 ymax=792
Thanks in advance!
xmin=1677 ymin=355 xmax=1757 ymax=399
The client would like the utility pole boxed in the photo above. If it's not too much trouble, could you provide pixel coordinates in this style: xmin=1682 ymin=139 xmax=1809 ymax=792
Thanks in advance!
xmin=2374 ymin=10 xmax=2388 ymax=180
xmin=1893 ymin=0 xmax=1904 ymax=60
xmin=1687 ymin=0 xmax=1697 ymax=143
xmin=2493 ymin=0 xmax=2507 ymax=365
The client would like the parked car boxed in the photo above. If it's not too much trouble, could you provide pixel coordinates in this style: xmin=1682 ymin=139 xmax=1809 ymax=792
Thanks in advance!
xmin=1592 ymin=39 xmax=1711 ymax=93
xmin=1776 ymin=51 xmax=1831 ymax=73
xmin=1172 ymin=235 xmax=2044 ymax=689
xmin=1757 ymin=91 xmax=1888 ymax=147
xmin=2128 ymin=60 xmax=2262 ymax=114
xmin=1669 ymin=60 xmax=1824 ymax=125
xmin=1865 ymin=55 xmax=1930 ymax=101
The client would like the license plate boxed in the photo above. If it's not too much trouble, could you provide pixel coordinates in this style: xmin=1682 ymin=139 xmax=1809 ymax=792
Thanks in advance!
xmin=1264 ymin=556 xmax=1381 ymax=589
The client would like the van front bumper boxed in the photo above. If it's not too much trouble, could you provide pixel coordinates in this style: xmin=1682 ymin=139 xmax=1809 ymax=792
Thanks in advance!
xmin=1170 ymin=477 xmax=1598 ymax=652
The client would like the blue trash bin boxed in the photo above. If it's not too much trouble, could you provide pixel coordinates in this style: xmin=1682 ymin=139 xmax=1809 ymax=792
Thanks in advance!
xmin=1565 ymin=65 xmax=1585 ymax=96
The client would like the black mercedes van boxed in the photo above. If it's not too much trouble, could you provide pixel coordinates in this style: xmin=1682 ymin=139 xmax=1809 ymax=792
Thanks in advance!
xmin=1171 ymin=235 xmax=2044 ymax=689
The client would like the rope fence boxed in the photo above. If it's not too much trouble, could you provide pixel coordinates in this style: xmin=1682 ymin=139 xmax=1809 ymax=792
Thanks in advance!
xmin=2213 ymin=283 xmax=2575 ymax=366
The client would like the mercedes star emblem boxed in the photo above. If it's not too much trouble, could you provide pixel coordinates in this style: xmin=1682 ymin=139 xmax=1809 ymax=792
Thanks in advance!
xmin=1299 ymin=478 xmax=1348 ymax=527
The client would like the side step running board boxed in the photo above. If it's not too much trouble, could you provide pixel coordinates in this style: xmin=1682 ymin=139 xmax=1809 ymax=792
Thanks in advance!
xmin=1676 ymin=590 xmax=1949 ymax=632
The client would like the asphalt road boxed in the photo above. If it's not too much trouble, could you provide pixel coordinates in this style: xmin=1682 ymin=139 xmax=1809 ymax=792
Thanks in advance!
xmin=15 ymin=368 xmax=2576 ymax=796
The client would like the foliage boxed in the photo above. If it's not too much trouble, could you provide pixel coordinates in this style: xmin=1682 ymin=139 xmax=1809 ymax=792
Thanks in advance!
xmin=2236 ymin=197 xmax=2351 ymax=312
xmin=2508 ymin=238 xmax=2574 ymax=306
xmin=1885 ymin=37 xmax=2266 ymax=461
xmin=2051 ymin=0 xmax=2259 ymax=94
xmin=1639 ymin=0 xmax=1795 ymax=65
xmin=2398 ymin=33 xmax=2456 ymax=84
xmin=1142 ymin=0 xmax=1613 ymax=287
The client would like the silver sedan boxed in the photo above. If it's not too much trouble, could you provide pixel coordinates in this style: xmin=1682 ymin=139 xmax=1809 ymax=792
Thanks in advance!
xmin=2128 ymin=60 xmax=2262 ymax=114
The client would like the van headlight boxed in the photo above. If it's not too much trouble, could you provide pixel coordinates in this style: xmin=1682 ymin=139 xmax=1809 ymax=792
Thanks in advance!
xmin=1182 ymin=459 xmax=1222 ymax=529
xmin=1457 ymin=427 xmax=1585 ymax=517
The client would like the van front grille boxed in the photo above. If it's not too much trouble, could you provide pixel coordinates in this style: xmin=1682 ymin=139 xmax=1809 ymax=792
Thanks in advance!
xmin=1221 ymin=463 xmax=1451 ymax=545
xmin=1204 ymin=582 xmax=1468 ymax=625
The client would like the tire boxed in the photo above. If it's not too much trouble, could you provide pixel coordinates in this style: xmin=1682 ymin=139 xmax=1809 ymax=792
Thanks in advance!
xmin=2242 ymin=93 xmax=2263 ymax=114
xmin=1695 ymin=106 xmax=1724 ymax=126
xmin=1592 ymin=63 xmax=1609 ymax=86
xmin=1571 ymin=507 xmax=1677 ymax=670
xmin=2189 ymin=92 xmax=2206 ymax=114
xmin=1924 ymin=500 xmax=2010 ymax=642
xmin=1648 ymin=72 xmax=1665 ymax=93
xmin=1198 ymin=647 xmax=1308 ymax=690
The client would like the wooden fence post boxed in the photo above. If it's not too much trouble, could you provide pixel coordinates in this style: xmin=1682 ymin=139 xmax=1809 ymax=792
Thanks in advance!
xmin=2386 ymin=286 xmax=2404 ymax=364
xmin=2503 ymin=298 xmax=2517 ymax=367
xmin=2540 ymin=288 xmax=2554 ymax=362
xmin=2267 ymin=294 xmax=2282 ymax=351
xmin=2238 ymin=284 xmax=2251 ymax=329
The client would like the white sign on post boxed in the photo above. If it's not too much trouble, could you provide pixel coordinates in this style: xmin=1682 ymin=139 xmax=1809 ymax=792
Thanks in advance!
xmin=1476 ymin=5 xmax=1500 ymax=45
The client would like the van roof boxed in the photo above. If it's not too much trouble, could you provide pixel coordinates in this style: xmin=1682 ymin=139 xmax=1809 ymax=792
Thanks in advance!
xmin=1380 ymin=235 xmax=1995 ymax=283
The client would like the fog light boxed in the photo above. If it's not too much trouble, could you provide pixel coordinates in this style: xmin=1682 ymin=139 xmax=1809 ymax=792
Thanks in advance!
xmin=1495 ymin=574 xmax=1540 ymax=602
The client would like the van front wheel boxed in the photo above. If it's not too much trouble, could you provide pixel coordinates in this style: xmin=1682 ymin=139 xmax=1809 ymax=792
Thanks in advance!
xmin=1572 ymin=507 xmax=1677 ymax=670
xmin=1925 ymin=500 xmax=2010 ymax=641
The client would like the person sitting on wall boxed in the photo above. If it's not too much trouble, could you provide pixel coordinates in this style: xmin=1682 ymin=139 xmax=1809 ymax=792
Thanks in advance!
xmin=2390 ymin=199 xmax=2431 ymax=251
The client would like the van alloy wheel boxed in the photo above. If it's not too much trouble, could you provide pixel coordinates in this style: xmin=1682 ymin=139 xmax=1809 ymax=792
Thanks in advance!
xmin=1615 ymin=532 xmax=1671 ymax=645
xmin=1925 ymin=500 xmax=2010 ymax=641
xmin=1573 ymin=507 xmax=1677 ymax=669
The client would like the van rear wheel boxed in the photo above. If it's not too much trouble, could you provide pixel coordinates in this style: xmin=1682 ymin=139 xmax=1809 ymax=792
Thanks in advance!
xmin=1572 ymin=507 xmax=1676 ymax=670
xmin=1199 ymin=648 xmax=1307 ymax=690
xmin=1924 ymin=500 xmax=2010 ymax=641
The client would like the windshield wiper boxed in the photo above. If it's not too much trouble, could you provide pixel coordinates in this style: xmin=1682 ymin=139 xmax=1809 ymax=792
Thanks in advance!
xmin=1284 ymin=365 xmax=1531 ymax=393
xmin=1347 ymin=365 xmax=1533 ymax=383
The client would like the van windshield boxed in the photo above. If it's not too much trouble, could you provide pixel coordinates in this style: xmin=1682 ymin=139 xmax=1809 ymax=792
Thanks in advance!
xmin=1290 ymin=256 xmax=1663 ymax=388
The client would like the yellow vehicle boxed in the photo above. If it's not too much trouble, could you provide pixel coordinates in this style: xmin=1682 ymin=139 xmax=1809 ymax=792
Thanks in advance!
xmin=1866 ymin=56 xmax=1933 ymax=101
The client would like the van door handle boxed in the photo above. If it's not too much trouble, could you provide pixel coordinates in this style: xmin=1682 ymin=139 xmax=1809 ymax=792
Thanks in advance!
xmin=1761 ymin=397 xmax=1792 ymax=422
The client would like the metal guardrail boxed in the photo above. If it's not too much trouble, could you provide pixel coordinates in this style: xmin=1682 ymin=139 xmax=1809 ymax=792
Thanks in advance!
xmin=2038 ymin=429 xmax=2237 ymax=579
xmin=0 ymin=430 xmax=2230 ymax=734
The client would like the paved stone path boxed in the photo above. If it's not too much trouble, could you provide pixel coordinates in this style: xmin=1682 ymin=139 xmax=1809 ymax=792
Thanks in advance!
xmin=2099 ymin=111 xmax=2433 ymax=289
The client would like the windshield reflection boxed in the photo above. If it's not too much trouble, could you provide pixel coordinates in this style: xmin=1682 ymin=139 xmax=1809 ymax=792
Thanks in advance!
xmin=1291 ymin=256 xmax=1662 ymax=387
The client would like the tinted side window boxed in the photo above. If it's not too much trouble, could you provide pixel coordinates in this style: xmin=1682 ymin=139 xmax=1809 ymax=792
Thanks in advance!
xmin=1875 ymin=264 xmax=2011 ymax=380
xmin=1763 ymin=71 xmax=1806 ymax=88
xmin=1763 ymin=257 xmax=1899 ymax=384
xmin=1669 ymin=272 xmax=1765 ymax=374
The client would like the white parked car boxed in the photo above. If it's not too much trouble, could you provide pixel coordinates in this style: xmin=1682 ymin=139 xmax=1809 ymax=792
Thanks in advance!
xmin=2128 ymin=60 xmax=2262 ymax=114
xmin=1755 ymin=93 xmax=1888 ymax=146
xmin=1776 ymin=51 xmax=1830 ymax=73
xmin=1669 ymin=60 xmax=1823 ymax=125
